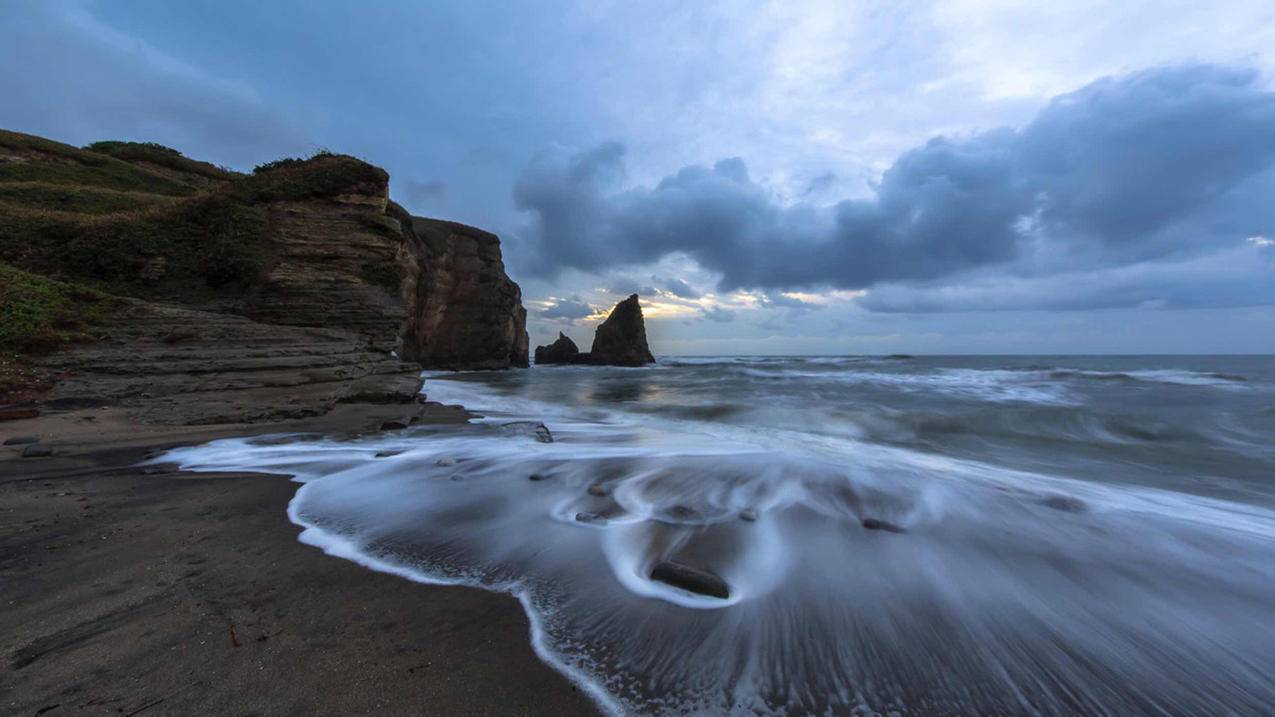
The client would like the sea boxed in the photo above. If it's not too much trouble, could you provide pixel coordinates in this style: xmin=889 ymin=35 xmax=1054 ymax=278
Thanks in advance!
xmin=163 ymin=355 xmax=1275 ymax=715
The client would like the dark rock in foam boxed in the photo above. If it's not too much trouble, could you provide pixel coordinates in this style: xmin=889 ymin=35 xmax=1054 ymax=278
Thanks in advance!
xmin=650 ymin=561 xmax=730 ymax=599
xmin=500 ymin=421 xmax=553 ymax=443
xmin=862 ymin=517 xmax=906 ymax=533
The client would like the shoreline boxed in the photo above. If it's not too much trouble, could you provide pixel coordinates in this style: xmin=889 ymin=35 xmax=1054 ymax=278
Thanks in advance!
xmin=0 ymin=402 xmax=601 ymax=716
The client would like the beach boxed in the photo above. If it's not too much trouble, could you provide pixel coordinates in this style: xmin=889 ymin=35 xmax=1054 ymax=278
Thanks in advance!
xmin=0 ymin=405 xmax=599 ymax=716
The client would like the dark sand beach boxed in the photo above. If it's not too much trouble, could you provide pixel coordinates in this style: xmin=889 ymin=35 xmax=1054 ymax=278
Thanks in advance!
xmin=0 ymin=405 xmax=599 ymax=716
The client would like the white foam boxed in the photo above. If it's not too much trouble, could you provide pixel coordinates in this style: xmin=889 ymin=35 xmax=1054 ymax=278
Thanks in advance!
xmin=155 ymin=371 xmax=1275 ymax=715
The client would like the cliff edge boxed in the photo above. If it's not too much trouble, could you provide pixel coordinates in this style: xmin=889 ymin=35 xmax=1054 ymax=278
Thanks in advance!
xmin=0 ymin=130 xmax=528 ymax=424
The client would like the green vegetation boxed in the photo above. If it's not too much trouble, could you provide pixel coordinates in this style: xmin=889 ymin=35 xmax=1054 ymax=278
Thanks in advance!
xmin=85 ymin=140 xmax=238 ymax=182
xmin=0 ymin=182 xmax=177 ymax=214
xmin=241 ymin=152 xmax=388 ymax=203
xmin=0 ymin=138 xmax=390 ymax=297
xmin=0 ymin=130 xmax=197 ymax=196
xmin=0 ymin=263 xmax=115 ymax=352
xmin=0 ymin=193 xmax=270 ymax=293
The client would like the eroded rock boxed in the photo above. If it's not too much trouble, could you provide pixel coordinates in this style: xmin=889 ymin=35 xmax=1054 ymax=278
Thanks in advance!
xmin=534 ymin=332 xmax=579 ymax=365
xmin=500 ymin=421 xmax=553 ymax=443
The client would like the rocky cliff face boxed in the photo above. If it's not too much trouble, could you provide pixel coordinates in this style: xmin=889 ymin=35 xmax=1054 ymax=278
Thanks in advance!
xmin=399 ymin=214 xmax=529 ymax=369
xmin=0 ymin=130 xmax=529 ymax=424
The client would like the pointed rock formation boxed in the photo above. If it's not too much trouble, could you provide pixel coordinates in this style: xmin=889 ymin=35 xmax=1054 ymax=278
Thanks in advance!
xmin=534 ymin=332 xmax=579 ymax=365
xmin=586 ymin=294 xmax=656 ymax=366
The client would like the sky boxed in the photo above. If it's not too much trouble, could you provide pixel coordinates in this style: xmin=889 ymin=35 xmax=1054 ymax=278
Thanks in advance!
xmin=3 ymin=0 xmax=1274 ymax=354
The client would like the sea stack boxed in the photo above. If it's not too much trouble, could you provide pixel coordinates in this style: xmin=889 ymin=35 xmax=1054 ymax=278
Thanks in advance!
xmin=534 ymin=332 xmax=580 ymax=365
xmin=534 ymin=294 xmax=656 ymax=367
xmin=588 ymin=294 xmax=656 ymax=366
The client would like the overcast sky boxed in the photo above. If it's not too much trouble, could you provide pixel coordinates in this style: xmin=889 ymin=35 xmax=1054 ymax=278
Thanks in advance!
xmin=4 ymin=0 xmax=1274 ymax=354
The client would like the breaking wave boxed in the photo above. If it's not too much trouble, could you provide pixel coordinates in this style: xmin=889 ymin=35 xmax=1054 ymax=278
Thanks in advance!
xmin=160 ymin=356 xmax=1275 ymax=714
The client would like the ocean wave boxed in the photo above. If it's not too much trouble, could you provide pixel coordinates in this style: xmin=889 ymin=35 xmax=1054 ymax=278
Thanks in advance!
xmin=161 ymin=372 xmax=1275 ymax=715
xmin=1049 ymin=367 xmax=1250 ymax=386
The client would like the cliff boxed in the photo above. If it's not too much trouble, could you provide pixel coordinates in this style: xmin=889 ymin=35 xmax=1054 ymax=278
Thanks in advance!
xmin=0 ymin=129 xmax=528 ymax=424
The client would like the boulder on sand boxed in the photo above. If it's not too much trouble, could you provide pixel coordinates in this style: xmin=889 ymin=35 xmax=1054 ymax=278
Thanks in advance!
xmin=650 ymin=561 xmax=730 ymax=599
xmin=534 ymin=332 xmax=580 ymax=365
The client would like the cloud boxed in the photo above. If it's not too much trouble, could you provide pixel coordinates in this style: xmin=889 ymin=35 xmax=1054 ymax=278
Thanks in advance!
xmin=0 ymin=2 xmax=305 ymax=169
xmin=514 ymin=64 xmax=1275 ymax=310
xmin=701 ymin=307 xmax=736 ymax=323
xmin=661 ymin=278 xmax=701 ymax=299
xmin=539 ymin=296 xmax=595 ymax=321
xmin=861 ymin=241 xmax=1275 ymax=312
xmin=603 ymin=277 xmax=658 ymax=296
xmin=761 ymin=292 xmax=817 ymax=310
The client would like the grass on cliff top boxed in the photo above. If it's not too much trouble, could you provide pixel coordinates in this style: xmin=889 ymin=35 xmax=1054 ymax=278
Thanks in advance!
xmin=242 ymin=151 xmax=388 ymax=203
xmin=0 ymin=193 xmax=271 ymax=295
xmin=0 ymin=262 xmax=116 ymax=353
xmin=1 ymin=133 xmax=392 ymax=301
xmin=85 ymin=140 xmax=239 ymax=183
xmin=0 ymin=182 xmax=179 ymax=214
xmin=0 ymin=130 xmax=198 ymax=196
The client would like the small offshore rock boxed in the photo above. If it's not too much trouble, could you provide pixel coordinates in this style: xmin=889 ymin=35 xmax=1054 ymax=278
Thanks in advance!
xmin=738 ymin=509 xmax=758 ymax=522
xmin=650 ymin=561 xmax=730 ymax=599
xmin=575 ymin=511 xmax=605 ymax=524
xmin=4 ymin=436 xmax=40 ymax=446
xmin=22 ymin=445 xmax=54 ymax=458
xmin=528 ymin=473 xmax=550 ymax=481
xmin=862 ymin=517 xmax=906 ymax=533
xmin=375 ymin=450 xmax=403 ymax=458
xmin=533 ymin=332 xmax=580 ymax=365
xmin=586 ymin=483 xmax=611 ymax=497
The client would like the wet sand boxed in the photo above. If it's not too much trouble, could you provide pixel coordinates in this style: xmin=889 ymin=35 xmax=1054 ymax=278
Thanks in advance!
xmin=0 ymin=406 xmax=600 ymax=716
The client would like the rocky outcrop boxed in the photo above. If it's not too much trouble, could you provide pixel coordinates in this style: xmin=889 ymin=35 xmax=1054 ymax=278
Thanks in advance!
xmin=577 ymin=294 xmax=655 ymax=366
xmin=1 ymin=129 xmax=531 ymax=424
xmin=38 ymin=299 xmax=425 ymax=425
xmin=399 ymin=214 xmax=529 ymax=369
xmin=534 ymin=332 xmax=579 ymax=364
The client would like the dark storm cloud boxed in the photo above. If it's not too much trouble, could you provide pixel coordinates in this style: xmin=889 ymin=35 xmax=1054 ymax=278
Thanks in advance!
xmin=514 ymin=65 xmax=1275 ymax=308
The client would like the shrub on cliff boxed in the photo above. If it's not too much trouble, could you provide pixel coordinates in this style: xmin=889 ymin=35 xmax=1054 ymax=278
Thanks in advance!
xmin=85 ymin=140 xmax=238 ymax=182
xmin=0 ymin=263 xmax=115 ymax=352
xmin=243 ymin=151 xmax=388 ymax=202
xmin=0 ymin=130 xmax=196 ymax=196
xmin=0 ymin=193 xmax=270 ymax=294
